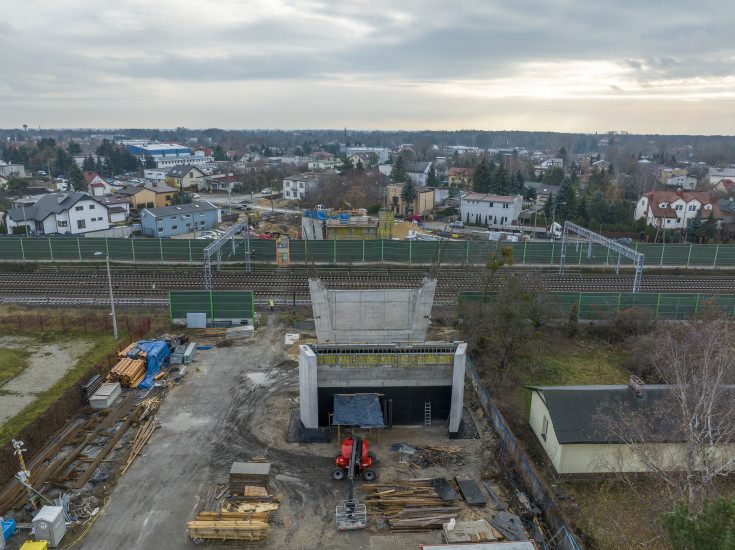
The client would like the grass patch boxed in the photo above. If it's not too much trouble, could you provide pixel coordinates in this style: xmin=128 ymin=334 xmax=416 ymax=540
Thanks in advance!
xmin=0 ymin=331 xmax=119 ymax=447
xmin=520 ymin=339 xmax=629 ymax=413
xmin=0 ymin=347 xmax=30 ymax=386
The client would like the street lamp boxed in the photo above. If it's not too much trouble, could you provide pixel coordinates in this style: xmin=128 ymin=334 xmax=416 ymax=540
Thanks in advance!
xmin=94 ymin=252 xmax=118 ymax=340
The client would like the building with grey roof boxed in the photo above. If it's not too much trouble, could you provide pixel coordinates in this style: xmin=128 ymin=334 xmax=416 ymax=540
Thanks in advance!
xmin=139 ymin=201 xmax=220 ymax=237
xmin=3 ymin=192 xmax=109 ymax=235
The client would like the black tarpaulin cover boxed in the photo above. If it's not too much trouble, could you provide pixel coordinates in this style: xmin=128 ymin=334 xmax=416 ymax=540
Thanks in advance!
xmin=333 ymin=394 xmax=385 ymax=428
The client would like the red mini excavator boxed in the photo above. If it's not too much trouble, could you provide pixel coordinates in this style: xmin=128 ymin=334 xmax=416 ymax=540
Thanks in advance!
xmin=333 ymin=436 xmax=375 ymax=530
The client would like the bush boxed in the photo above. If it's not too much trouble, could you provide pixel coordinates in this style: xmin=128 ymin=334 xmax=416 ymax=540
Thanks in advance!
xmin=365 ymin=203 xmax=381 ymax=214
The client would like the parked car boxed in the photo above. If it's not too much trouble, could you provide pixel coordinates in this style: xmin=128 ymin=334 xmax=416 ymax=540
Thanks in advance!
xmin=191 ymin=193 xmax=200 ymax=199
xmin=200 ymin=230 xmax=221 ymax=239
xmin=449 ymin=221 xmax=465 ymax=228
xmin=261 ymin=188 xmax=272 ymax=195
xmin=614 ymin=237 xmax=633 ymax=244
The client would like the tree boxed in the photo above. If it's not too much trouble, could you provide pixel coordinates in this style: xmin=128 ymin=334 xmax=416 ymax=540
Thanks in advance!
xmin=7 ymin=177 xmax=29 ymax=195
xmin=82 ymin=155 xmax=95 ymax=173
xmin=67 ymin=140 xmax=82 ymax=155
xmin=472 ymin=158 xmax=493 ymax=193
xmin=68 ymin=162 xmax=87 ymax=192
xmin=491 ymin=162 xmax=510 ymax=194
xmin=390 ymin=155 xmax=407 ymax=182
xmin=555 ymin=177 xmax=578 ymax=221
xmin=661 ymin=496 xmax=735 ymax=550
xmin=687 ymin=209 xmax=704 ymax=241
xmin=144 ymin=154 xmax=156 ymax=169
xmin=543 ymin=193 xmax=554 ymax=220
xmin=594 ymin=311 xmax=735 ymax=516
xmin=543 ymin=166 xmax=565 ymax=186
xmin=426 ymin=164 xmax=439 ymax=188
xmin=213 ymin=144 xmax=227 ymax=161
xmin=401 ymin=177 xmax=417 ymax=215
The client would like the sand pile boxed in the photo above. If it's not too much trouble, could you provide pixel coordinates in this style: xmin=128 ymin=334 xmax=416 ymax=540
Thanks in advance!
xmin=392 ymin=221 xmax=435 ymax=240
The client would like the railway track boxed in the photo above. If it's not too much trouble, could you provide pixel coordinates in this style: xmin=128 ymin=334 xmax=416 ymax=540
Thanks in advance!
xmin=0 ymin=269 xmax=734 ymax=304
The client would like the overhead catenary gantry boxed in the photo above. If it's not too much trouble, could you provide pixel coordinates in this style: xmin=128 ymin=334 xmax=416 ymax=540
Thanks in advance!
xmin=203 ymin=218 xmax=252 ymax=290
xmin=559 ymin=221 xmax=645 ymax=293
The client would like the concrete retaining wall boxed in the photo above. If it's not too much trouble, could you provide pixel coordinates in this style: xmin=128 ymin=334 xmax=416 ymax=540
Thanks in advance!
xmin=309 ymin=278 xmax=436 ymax=343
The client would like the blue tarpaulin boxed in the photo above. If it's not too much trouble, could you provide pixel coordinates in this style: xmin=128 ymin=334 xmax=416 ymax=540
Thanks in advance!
xmin=131 ymin=340 xmax=170 ymax=389
xmin=333 ymin=394 xmax=385 ymax=428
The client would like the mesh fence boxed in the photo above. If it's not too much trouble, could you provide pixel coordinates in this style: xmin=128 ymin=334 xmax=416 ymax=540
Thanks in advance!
xmin=169 ymin=291 xmax=255 ymax=322
xmin=4 ymin=237 xmax=735 ymax=268
xmin=459 ymin=291 xmax=735 ymax=321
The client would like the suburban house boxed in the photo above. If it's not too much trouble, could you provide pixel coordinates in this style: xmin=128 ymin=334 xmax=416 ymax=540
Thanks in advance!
xmin=97 ymin=195 xmax=132 ymax=224
xmin=347 ymin=152 xmax=373 ymax=169
xmin=346 ymin=147 xmax=390 ymax=164
xmin=144 ymin=168 xmax=173 ymax=181
xmin=4 ymin=192 xmax=109 ymax=235
xmin=0 ymin=163 xmax=26 ymax=177
xmin=385 ymin=183 xmax=435 ymax=217
xmin=406 ymin=162 xmax=432 ymax=185
xmin=117 ymin=182 xmax=178 ymax=209
xmin=307 ymin=158 xmax=341 ymax=171
xmin=139 ymin=202 xmax=220 ymax=237
xmin=202 ymin=173 xmax=237 ymax=192
xmin=527 ymin=382 xmax=735 ymax=476
xmin=459 ymin=193 xmax=523 ymax=226
xmin=166 ymin=165 xmax=205 ymax=190
xmin=708 ymin=167 xmax=735 ymax=186
xmin=284 ymin=174 xmax=319 ymax=200
xmin=447 ymin=167 xmax=473 ymax=188
xmin=634 ymin=190 xmax=723 ymax=230
xmin=718 ymin=199 xmax=735 ymax=225
xmin=84 ymin=172 xmax=113 ymax=196
xmin=715 ymin=178 xmax=735 ymax=194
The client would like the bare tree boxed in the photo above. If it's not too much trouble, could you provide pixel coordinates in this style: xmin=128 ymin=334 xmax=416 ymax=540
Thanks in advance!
xmin=594 ymin=310 xmax=735 ymax=516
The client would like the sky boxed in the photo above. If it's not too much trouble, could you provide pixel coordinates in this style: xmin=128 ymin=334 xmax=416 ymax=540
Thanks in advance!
xmin=3 ymin=0 xmax=735 ymax=134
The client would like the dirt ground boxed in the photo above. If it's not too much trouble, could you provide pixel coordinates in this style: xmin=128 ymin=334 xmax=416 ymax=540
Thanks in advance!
xmin=74 ymin=316 xmax=504 ymax=550
xmin=0 ymin=336 xmax=93 ymax=426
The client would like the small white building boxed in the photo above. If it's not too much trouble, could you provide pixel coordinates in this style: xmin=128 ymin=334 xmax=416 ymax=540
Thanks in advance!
xmin=406 ymin=162 xmax=432 ymax=186
xmin=84 ymin=172 xmax=113 ymax=196
xmin=283 ymin=174 xmax=319 ymax=200
xmin=635 ymin=190 xmax=723 ymax=230
xmin=4 ymin=192 xmax=109 ymax=235
xmin=459 ymin=193 xmax=523 ymax=226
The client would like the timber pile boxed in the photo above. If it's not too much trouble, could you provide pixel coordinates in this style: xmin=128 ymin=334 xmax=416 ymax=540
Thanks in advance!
xmin=107 ymin=358 xmax=147 ymax=387
xmin=188 ymin=484 xmax=279 ymax=542
xmin=117 ymin=341 xmax=146 ymax=359
xmin=362 ymin=480 xmax=460 ymax=531
xmin=413 ymin=446 xmax=466 ymax=468
xmin=121 ymin=413 xmax=159 ymax=475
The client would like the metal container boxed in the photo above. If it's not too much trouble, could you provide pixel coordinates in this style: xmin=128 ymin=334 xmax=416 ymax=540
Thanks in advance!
xmin=32 ymin=506 xmax=65 ymax=547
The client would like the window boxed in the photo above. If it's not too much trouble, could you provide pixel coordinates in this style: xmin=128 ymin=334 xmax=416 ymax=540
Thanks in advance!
xmin=75 ymin=206 xmax=84 ymax=211
xmin=189 ymin=173 xmax=194 ymax=178
xmin=688 ymin=205 xmax=697 ymax=212
xmin=77 ymin=219 xmax=86 ymax=229
xmin=57 ymin=221 xmax=68 ymax=227
xmin=541 ymin=416 xmax=548 ymax=441
xmin=675 ymin=205 xmax=683 ymax=211
xmin=503 ymin=203 xmax=509 ymax=209
xmin=186 ymin=223 xmax=191 ymax=228
xmin=487 ymin=202 xmax=493 ymax=207
xmin=172 ymin=225 xmax=178 ymax=230
xmin=165 ymin=195 xmax=172 ymax=200
xmin=171 ymin=216 xmax=177 ymax=220
xmin=677 ymin=217 xmax=681 ymax=224
xmin=157 ymin=217 xmax=163 ymax=222
xmin=89 ymin=204 xmax=95 ymax=209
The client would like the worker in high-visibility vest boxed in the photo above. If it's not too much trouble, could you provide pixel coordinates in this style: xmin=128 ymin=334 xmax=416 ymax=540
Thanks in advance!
xmin=269 ymin=300 xmax=275 ymax=312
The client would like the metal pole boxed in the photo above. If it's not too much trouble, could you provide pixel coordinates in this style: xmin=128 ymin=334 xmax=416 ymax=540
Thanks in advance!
xmin=105 ymin=255 xmax=118 ymax=340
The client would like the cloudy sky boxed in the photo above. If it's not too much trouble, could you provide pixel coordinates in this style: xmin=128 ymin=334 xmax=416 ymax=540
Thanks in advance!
xmin=3 ymin=0 xmax=735 ymax=134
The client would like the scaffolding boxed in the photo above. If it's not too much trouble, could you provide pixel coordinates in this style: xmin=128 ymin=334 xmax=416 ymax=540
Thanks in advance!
xmin=559 ymin=221 xmax=645 ymax=293
xmin=203 ymin=218 xmax=251 ymax=290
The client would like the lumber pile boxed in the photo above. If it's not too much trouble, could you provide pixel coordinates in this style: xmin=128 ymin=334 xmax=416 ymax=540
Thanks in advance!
xmin=230 ymin=462 xmax=270 ymax=492
xmin=107 ymin=358 xmax=147 ymax=387
xmin=117 ymin=341 xmax=147 ymax=359
xmin=121 ymin=413 xmax=159 ymax=475
xmin=362 ymin=480 xmax=460 ymax=531
xmin=414 ymin=446 xmax=466 ymax=468
xmin=188 ymin=484 xmax=279 ymax=542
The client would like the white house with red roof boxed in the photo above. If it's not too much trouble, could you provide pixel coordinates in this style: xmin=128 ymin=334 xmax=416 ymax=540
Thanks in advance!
xmin=84 ymin=172 xmax=112 ymax=196
xmin=635 ymin=190 xmax=723 ymax=230
xmin=459 ymin=192 xmax=523 ymax=226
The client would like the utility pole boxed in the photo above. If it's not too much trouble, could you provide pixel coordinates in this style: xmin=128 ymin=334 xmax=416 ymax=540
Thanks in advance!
xmin=13 ymin=439 xmax=36 ymax=510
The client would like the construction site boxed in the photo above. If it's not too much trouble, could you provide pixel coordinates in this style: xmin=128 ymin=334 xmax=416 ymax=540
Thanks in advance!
xmin=0 ymin=258 xmax=578 ymax=550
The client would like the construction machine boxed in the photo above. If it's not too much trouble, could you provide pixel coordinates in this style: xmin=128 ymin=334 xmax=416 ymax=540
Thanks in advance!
xmin=333 ymin=436 xmax=375 ymax=530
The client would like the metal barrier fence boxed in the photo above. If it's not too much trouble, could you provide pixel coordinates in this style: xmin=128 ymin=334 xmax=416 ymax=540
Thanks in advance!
xmin=466 ymin=358 xmax=581 ymax=550
xmin=169 ymin=290 xmax=255 ymax=322
xmin=4 ymin=236 xmax=735 ymax=268
xmin=0 ymin=315 xmax=143 ymax=333
xmin=459 ymin=291 xmax=735 ymax=321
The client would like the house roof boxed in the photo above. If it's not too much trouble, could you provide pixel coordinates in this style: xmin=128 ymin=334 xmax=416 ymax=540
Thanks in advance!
xmin=526 ymin=385 xmax=735 ymax=445
xmin=643 ymin=190 xmax=724 ymax=219
xmin=406 ymin=162 xmax=432 ymax=174
xmin=461 ymin=192 xmax=517 ymax=202
xmin=84 ymin=172 xmax=102 ymax=184
xmin=97 ymin=195 xmax=131 ymax=207
xmin=117 ymin=182 xmax=177 ymax=196
xmin=5 ymin=192 xmax=104 ymax=223
xmin=141 ymin=201 xmax=217 ymax=217
xmin=166 ymin=165 xmax=202 ymax=178
xmin=718 ymin=179 xmax=735 ymax=190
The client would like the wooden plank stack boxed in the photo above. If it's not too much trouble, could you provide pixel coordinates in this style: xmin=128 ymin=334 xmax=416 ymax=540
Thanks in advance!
xmin=362 ymin=480 xmax=461 ymax=531
xmin=229 ymin=462 xmax=270 ymax=492
xmin=187 ymin=483 xmax=279 ymax=543
xmin=107 ymin=358 xmax=147 ymax=387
